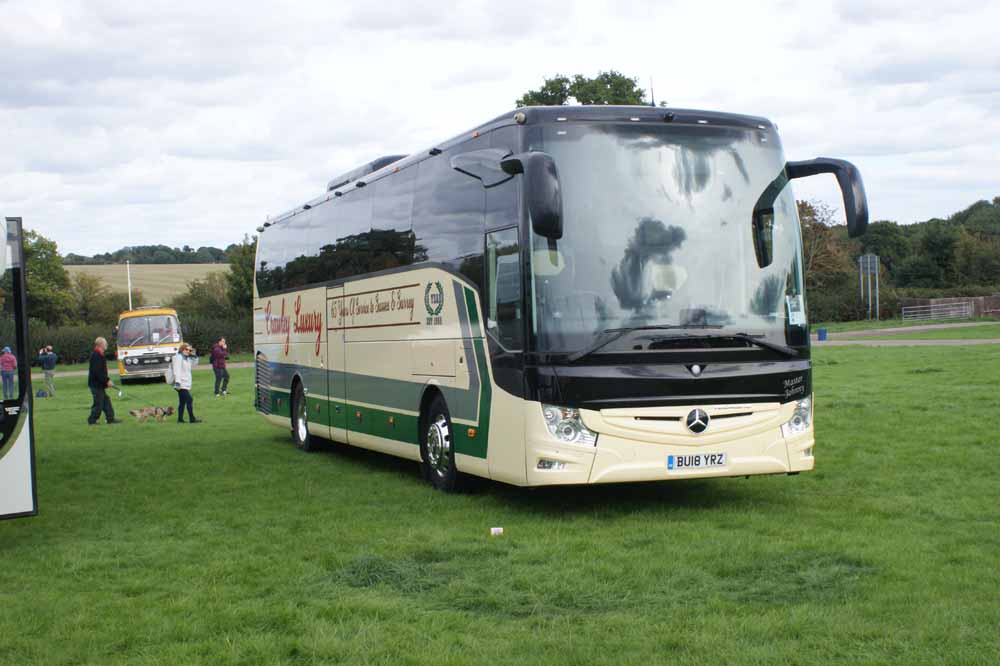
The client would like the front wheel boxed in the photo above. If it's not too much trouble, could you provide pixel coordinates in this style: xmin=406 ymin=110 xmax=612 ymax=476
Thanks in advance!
xmin=291 ymin=382 xmax=313 ymax=451
xmin=420 ymin=394 xmax=461 ymax=492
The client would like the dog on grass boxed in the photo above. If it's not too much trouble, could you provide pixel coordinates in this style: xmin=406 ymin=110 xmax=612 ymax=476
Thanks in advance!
xmin=129 ymin=406 xmax=176 ymax=422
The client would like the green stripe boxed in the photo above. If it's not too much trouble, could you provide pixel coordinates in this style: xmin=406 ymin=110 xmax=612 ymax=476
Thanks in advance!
xmin=257 ymin=281 xmax=494 ymax=459
xmin=452 ymin=288 xmax=491 ymax=459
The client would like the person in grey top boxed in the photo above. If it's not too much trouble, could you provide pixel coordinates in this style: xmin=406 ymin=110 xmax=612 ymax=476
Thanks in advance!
xmin=170 ymin=343 xmax=201 ymax=423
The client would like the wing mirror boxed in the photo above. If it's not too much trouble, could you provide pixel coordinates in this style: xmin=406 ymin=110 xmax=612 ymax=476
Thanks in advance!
xmin=501 ymin=152 xmax=563 ymax=240
xmin=787 ymin=157 xmax=869 ymax=238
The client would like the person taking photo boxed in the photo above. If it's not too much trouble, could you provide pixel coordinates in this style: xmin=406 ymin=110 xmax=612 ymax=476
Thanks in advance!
xmin=171 ymin=343 xmax=201 ymax=423
xmin=210 ymin=336 xmax=230 ymax=397
xmin=36 ymin=345 xmax=58 ymax=397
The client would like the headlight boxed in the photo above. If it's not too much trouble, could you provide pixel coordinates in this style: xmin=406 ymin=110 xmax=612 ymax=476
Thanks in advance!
xmin=541 ymin=404 xmax=598 ymax=446
xmin=781 ymin=396 xmax=813 ymax=438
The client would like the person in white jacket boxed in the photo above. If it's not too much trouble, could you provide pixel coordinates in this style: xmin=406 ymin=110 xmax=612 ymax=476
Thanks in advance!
xmin=171 ymin=343 xmax=201 ymax=423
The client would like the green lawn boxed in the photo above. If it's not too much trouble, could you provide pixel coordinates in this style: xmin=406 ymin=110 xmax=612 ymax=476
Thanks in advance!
xmin=32 ymin=353 xmax=254 ymax=375
xmin=2 ymin=349 xmax=998 ymax=665
xmin=813 ymin=317 xmax=997 ymax=333
xmin=849 ymin=323 xmax=1000 ymax=341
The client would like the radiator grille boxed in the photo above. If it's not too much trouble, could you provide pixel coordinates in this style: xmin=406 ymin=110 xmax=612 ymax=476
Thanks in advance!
xmin=255 ymin=353 xmax=272 ymax=414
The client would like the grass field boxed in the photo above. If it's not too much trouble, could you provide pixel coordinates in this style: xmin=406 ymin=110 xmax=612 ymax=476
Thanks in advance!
xmin=847 ymin=323 xmax=1000 ymax=341
xmin=65 ymin=264 xmax=227 ymax=305
xmin=31 ymin=353 xmax=254 ymax=376
xmin=2 ymin=346 xmax=998 ymax=665
xmin=813 ymin=317 xmax=999 ymax=333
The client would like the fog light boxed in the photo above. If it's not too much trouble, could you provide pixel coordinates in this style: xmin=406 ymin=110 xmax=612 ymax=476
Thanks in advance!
xmin=537 ymin=459 xmax=566 ymax=471
xmin=781 ymin=396 xmax=813 ymax=438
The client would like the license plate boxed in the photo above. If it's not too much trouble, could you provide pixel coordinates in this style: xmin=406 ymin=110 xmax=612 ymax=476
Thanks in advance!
xmin=667 ymin=452 xmax=727 ymax=471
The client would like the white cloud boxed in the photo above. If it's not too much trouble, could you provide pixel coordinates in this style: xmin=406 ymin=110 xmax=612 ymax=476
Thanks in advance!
xmin=0 ymin=0 xmax=998 ymax=254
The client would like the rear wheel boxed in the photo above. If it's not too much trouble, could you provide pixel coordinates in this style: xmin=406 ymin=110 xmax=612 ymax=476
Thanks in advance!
xmin=420 ymin=394 xmax=461 ymax=492
xmin=291 ymin=381 xmax=313 ymax=451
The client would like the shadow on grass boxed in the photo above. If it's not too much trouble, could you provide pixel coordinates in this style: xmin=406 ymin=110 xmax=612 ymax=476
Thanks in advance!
xmin=300 ymin=435 xmax=769 ymax=517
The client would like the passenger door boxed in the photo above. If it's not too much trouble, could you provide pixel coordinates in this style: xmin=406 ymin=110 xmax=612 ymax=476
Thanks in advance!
xmin=326 ymin=285 xmax=348 ymax=442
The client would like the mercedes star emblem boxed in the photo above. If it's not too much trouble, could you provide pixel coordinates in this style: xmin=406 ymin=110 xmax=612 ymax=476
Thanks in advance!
xmin=685 ymin=408 xmax=710 ymax=434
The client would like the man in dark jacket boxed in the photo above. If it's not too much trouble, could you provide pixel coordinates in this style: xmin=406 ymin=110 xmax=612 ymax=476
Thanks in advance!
xmin=211 ymin=336 xmax=229 ymax=397
xmin=36 ymin=345 xmax=58 ymax=397
xmin=87 ymin=337 xmax=120 ymax=425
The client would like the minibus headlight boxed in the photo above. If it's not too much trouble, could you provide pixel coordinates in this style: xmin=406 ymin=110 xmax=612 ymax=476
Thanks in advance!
xmin=541 ymin=404 xmax=597 ymax=446
xmin=781 ymin=396 xmax=813 ymax=437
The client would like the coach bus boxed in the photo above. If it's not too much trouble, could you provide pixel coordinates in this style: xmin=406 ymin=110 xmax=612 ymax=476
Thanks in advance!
xmin=1 ymin=216 xmax=38 ymax=519
xmin=253 ymin=105 xmax=868 ymax=491
xmin=115 ymin=307 xmax=183 ymax=382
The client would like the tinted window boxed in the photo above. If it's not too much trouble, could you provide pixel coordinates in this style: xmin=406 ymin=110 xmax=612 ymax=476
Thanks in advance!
xmin=412 ymin=136 xmax=487 ymax=289
xmin=486 ymin=227 xmax=523 ymax=350
xmin=282 ymin=207 xmax=325 ymax=289
xmin=370 ymin=167 xmax=417 ymax=272
xmin=487 ymin=126 xmax=520 ymax=230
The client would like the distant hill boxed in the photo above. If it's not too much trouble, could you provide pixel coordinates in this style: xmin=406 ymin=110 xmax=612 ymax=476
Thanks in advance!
xmin=66 ymin=263 xmax=227 ymax=305
xmin=64 ymin=243 xmax=235 ymax=265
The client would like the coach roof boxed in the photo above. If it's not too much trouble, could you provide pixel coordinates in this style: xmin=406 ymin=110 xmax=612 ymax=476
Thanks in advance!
xmin=262 ymin=105 xmax=775 ymax=228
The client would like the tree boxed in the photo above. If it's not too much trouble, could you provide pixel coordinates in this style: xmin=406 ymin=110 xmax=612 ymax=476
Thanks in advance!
xmin=797 ymin=200 xmax=853 ymax=288
xmin=516 ymin=74 xmax=571 ymax=106
xmin=897 ymin=255 xmax=943 ymax=288
xmin=860 ymin=220 xmax=910 ymax=279
xmin=171 ymin=272 xmax=233 ymax=319
xmin=69 ymin=273 xmax=111 ymax=324
xmin=516 ymin=71 xmax=646 ymax=107
xmin=225 ymin=235 xmax=256 ymax=314
xmin=2 ymin=230 xmax=73 ymax=325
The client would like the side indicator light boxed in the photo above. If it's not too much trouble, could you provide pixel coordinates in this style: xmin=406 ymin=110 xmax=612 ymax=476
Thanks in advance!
xmin=467 ymin=427 xmax=477 ymax=439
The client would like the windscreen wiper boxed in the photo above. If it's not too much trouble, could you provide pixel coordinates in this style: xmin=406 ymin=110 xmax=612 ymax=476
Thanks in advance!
xmin=664 ymin=332 xmax=799 ymax=358
xmin=565 ymin=324 xmax=723 ymax=363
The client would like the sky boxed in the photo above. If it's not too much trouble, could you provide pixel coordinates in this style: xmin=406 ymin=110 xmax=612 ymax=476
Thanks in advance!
xmin=1 ymin=0 xmax=998 ymax=255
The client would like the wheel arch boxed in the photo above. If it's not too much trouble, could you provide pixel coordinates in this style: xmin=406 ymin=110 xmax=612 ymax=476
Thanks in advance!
xmin=418 ymin=383 xmax=444 ymax=436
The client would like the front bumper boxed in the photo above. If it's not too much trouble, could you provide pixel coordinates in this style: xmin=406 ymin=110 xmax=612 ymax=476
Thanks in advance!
xmin=523 ymin=400 xmax=814 ymax=485
xmin=118 ymin=359 xmax=170 ymax=377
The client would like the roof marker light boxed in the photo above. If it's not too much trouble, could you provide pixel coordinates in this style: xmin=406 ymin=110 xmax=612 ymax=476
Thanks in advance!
xmin=758 ymin=124 xmax=767 ymax=130
xmin=630 ymin=117 xmax=640 ymax=121
xmin=429 ymin=148 xmax=442 ymax=156
xmin=556 ymin=117 xmax=567 ymax=122
xmin=514 ymin=112 xmax=527 ymax=124
xmin=663 ymin=112 xmax=675 ymax=122
xmin=334 ymin=191 xmax=343 ymax=197
xmin=472 ymin=130 xmax=479 ymax=138
xmin=697 ymin=119 xmax=708 ymax=124
xmin=302 ymin=203 xmax=311 ymax=210
xmin=355 ymin=180 xmax=366 ymax=187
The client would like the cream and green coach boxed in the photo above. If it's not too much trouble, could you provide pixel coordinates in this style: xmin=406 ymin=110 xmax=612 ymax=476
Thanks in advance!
xmin=253 ymin=105 xmax=868 ymax=491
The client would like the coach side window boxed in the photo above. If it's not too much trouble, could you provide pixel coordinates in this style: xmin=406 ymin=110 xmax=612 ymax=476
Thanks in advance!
xmin=485 ymin=227 xmax=523 ymax=351
xmin=371 ymin=167 xmax=417 ymax=272
xmin=282 ymin=208 xmax=324 ymax=289
xmin=486 ymin=127 xmax=520 ymax=231
xmin=257 ymin=219 xmax=292 ymax=295
xmin=329 ymin=186 xmax=374 ymax=279
xmin=412 ymin=136 xmax=487 ymax=290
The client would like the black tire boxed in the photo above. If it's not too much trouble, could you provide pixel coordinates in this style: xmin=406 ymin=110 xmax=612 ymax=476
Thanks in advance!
xmin=419 ymin=393 xmax=461 ymax=492
xmin=291 ymin=381 xmax=314 ymax=452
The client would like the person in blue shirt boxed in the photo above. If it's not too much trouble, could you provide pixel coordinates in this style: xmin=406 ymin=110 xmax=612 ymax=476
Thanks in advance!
xmin=36 ymin=345 xmax=58 ymax=397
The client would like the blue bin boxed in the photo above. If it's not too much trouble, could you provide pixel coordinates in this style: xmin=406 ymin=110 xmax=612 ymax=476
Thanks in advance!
xmin=817 ymin=328 xmax=828 ymax=341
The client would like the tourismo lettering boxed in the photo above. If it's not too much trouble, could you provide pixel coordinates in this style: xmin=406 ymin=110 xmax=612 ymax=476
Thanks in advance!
xmin=293 ymin=295 xmax=324 ymax=355
xmin=264 ymin=299 xmax=291 ymax=354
